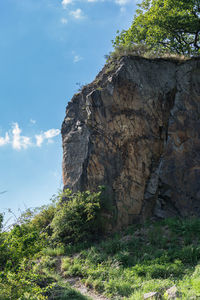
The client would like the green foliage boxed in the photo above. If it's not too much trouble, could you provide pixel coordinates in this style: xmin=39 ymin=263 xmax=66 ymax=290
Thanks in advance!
xmin=113 ymin=0 xmax=200 ymax=56
xmin=58 ymin=218 xmax=200 ymax=299
xmin=0 ymin=260 xmax=90 ymax=300
xmin=30 ymin=203 xmax=55 ymax=235
xmin=42 ymin=246 xmax=65 ymax=257
xmin=0 ymin=213 xmax=3 ymax=232
xmin=0 ymin=189 xmax=104 ymax=299
xmin=106 ymin=44 xmax=156 ymax=62
xmin=0 ymin=267 xmax=49 ymax=299
xmin=4 ymin=223 xmax=48 ymax=271
xmin=0 ymin=189 xmax=96 ymax=299
xmin=133 ymin=259 xmax=183 ymax=278
xmin=2 ymin=192 xmax=200 ymax=299
xmin=0 ymin=234 xmax=9 ymax=271
xmin=51 ymin=188 xmax=103 ymax=244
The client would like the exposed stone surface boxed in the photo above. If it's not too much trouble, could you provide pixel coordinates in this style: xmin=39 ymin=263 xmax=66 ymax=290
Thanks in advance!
xmin=165 ymin=285 xmax=178 ymax=299
xmin=62 ymin=56 xmax=200 ymax=230
xmin=144 ymin=291 xmax=159 ymax=299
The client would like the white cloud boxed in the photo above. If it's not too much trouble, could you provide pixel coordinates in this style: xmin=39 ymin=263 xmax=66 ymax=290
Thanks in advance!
xmin=12 ymin=123 xmax=31 ymax=150
xmin=61 ymin=18 xmax=68 ymax=24
xmin=73 ymin=55 xmax=83 ymax=63
xmin=35 ymin=129 xmax=60 ymax=147
xmin=87 ymin=0 xmax=105 ymax=2
xmin=62 ymin=0 xmax=73 ymax=8
xmin=120 ymin=6 xmax=126 ymax=13
xmin=0 ymin=123 xmax=60 ymax=150
xmin=44 ymin=129 xmax=60 ymax=139
xmin=70 ymin=8 xmax=84 ymax=19
xmin=0 ymin=133 xmax=10 ymax=147
xmin=35 ymin=134 xmax=44 ymax=147
xmin=115 ymin=0 xmax=130 ymax=5
xmin=30 ymin=119 xmax=36 ymax=124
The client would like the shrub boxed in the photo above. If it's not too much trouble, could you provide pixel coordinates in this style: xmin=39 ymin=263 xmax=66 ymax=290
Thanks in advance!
xmin=31 ymin=204 xmax=55 ymax=236
xmin=106 ymin=44 xmax=188 ymax=63
xmin=4 ymin=223 xmax=47 ymax=271
xmin=51 ymin=188 xmax=103 ymax=244
xmin=106 ymin=44 xmax=151 ymax=61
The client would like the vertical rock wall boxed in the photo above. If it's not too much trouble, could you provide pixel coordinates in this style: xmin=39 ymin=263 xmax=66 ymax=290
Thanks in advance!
xmin=61 ymin=56 xmax=200 ymax=229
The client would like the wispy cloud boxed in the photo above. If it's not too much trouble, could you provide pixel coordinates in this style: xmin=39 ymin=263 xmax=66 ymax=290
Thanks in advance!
xmin=62 ymin=0 xmax=99 ymax=7
xmin=0 ymin=123 xmax=60 ymax=150
xmin=35 ymin=134 xmax=44 ymax=147
xmin=30 ymin=119 xmax=36 ymax=124
xmin=12 ymin=123 xmax=31 ymax=150
xmin=35 ymin=129 xmax=60 ymax=147
xmin=62 ymin=0 xmax=73 ymax=8
xmin=73 ymin=54 xmax=83 ymax=63
xmin=69 ymin=8 xmax=84 ymax=19
xmin=43 ymin=129 xmax=60 ymax=139
xmin=115 ymin=0 xmax=130 ymax=5
xmin=120 ymin=6 xmax=126 ymax=13
xmin=0 ymin=133 xmax=10 ymax=147
xmin=60 ymin=18 xmax=68 ymax=24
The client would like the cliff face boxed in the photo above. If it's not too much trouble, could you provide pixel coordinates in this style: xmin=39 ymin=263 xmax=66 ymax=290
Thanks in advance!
xmin=62 ymin=56 xmax=200 ymax=229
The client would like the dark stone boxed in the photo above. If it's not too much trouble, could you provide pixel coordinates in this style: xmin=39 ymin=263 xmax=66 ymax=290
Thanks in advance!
xmin=62 ymin=56 xmax=200 ymax=230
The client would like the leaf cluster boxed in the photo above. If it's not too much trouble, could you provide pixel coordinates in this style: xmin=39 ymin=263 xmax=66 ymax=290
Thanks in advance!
xmin=0 ymin=188 xmax=104 ymax=299
xmin=114 ymin=0 xmax=200 ymax=56
xmin=51 ymin=188 xmax=104 ymax=244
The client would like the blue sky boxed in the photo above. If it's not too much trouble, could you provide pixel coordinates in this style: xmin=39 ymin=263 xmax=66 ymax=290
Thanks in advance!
xmin=0 ymin=0 xmax=138 ymax=223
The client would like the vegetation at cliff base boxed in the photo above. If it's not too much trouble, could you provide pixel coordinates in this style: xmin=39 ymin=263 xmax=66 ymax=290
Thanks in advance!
xmin=0 ymin=189 xmax=103 ymax=300
xmin=51 ymin=189 xmax=103 ymax=244
xmin=113 ymin=0 xmax=200 ymax=57
xmin=1 ymin=192 xmax=200 ymax=299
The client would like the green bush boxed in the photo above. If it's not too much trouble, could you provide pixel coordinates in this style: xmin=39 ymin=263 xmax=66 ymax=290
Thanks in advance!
xmin=51 ymin=188 xmax=103 ymax=244
xmin=4 ymin=223 xmax=48 ymax=271
xmin=0 ymin=260 xmax=51 ymax=300
xmin=31 ymin=204 xmax=55 ymax=236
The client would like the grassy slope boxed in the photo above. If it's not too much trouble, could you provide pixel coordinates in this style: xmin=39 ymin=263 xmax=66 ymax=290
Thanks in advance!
xmin=39 ymin=218 xmax=200 ymax=299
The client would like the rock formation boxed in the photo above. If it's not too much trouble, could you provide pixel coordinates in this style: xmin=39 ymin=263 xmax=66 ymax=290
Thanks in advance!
xmin=61 ymin=56 xmax=200 ymax=229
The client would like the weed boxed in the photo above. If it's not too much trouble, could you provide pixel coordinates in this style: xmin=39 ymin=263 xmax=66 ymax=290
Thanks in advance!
xmin=106 ymin=44 xmax=190 ymax=63
xmin=42 ymin=246 xmax=65 ymax=257
xmin=2 ymin=194 xmax=200 ymax=299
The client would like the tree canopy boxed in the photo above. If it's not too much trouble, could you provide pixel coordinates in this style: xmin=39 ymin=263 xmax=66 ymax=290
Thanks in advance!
xmin=114 ymin=0 xmax=200 ymax=56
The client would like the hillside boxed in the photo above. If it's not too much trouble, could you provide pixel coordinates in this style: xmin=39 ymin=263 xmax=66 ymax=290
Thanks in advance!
xmin=1 ymin=202 xmax=200 ymax=299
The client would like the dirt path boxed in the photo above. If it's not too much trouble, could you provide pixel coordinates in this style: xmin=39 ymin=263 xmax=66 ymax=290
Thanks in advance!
xmin=67 ymin=277 xmax=109 ymax=300
xmin=56 ymin=257 xmax=108 ymax=300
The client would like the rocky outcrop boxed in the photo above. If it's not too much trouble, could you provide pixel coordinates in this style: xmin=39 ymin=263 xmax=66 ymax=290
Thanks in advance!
xmin=61 ymin=56 xmax=200 ymax=229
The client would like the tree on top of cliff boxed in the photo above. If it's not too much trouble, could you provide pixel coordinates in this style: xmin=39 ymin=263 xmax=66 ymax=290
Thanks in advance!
xmin=113 ymin=0 xmax=200 ymax=56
